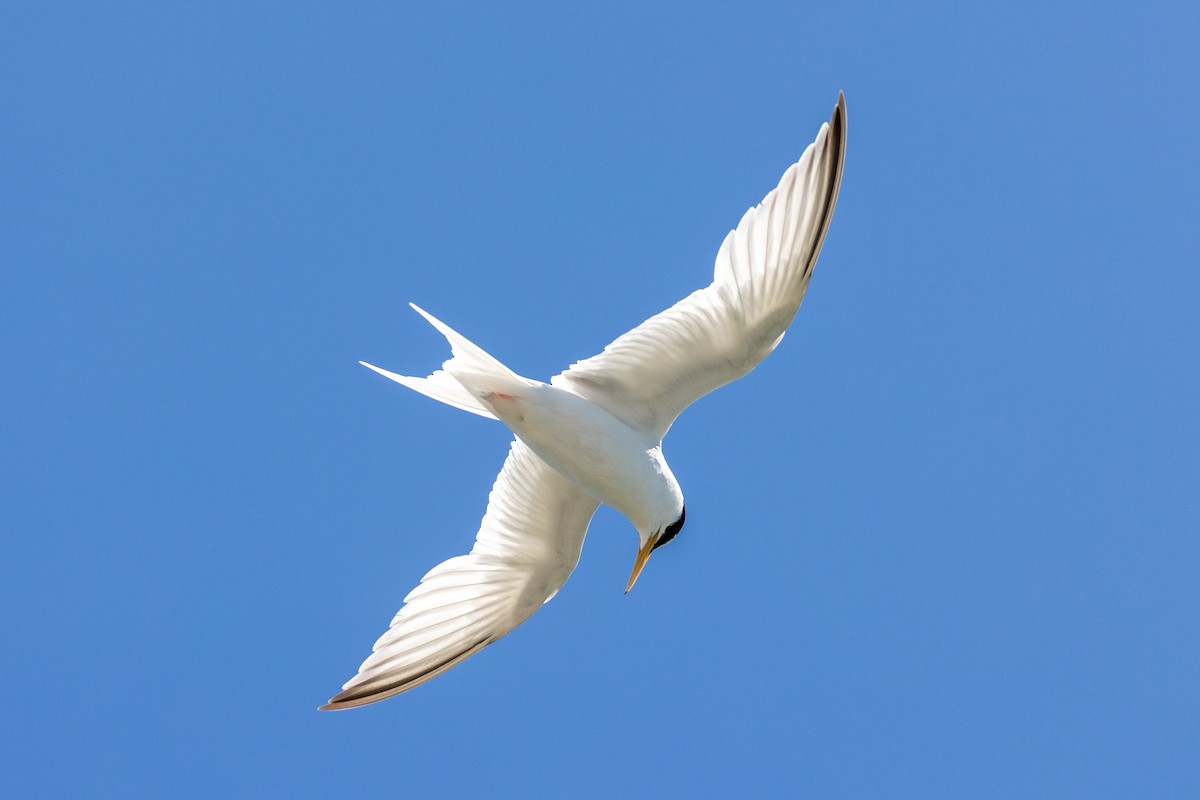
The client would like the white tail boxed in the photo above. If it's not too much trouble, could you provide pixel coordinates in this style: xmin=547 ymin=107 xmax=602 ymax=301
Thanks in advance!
xmin=360 ymin=303 xmax=532 ymax=419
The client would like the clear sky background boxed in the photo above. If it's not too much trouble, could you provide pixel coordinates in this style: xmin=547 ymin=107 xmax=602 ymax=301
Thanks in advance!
xmin=3 ymin=2 xmax=1198 ymax=797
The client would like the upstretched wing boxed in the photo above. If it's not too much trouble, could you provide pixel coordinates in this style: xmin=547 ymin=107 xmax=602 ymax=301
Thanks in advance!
xmin=321 ymin=440 xmax=599 ymax=709
xmin=552 ymin=94 xmax=846 ymax=440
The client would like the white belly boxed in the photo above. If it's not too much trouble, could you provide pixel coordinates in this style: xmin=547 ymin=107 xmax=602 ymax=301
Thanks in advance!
xmin=481 ymin=383 xmax=679 ymax=531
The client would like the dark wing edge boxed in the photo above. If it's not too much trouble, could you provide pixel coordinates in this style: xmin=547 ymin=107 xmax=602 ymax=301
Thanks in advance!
xmin=552 ymin=94 xmax=847 ymax=439
xmin=320 ymin=440 xmax=599 ymax=710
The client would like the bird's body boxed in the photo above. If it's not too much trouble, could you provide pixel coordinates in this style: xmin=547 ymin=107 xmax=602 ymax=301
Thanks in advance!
xmin=323 ymin=93 xmax=847 ymax=710
xmin=487 ymin=384 xmax=683 ymax=536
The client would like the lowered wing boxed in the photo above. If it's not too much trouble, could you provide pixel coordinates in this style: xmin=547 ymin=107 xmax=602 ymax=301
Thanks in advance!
xmin=322 ymin=440 xmax=599 ymax=709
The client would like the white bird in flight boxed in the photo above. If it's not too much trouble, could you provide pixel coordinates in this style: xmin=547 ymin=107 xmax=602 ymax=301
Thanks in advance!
xmin=322 ymin=93 xmax=846 ymax=710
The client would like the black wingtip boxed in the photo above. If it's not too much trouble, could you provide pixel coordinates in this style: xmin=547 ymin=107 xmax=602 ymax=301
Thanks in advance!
xmin=317 ymin=635 xmax=495 ymax=711
xmin=319 ymin=694 xmax=353 ymax=711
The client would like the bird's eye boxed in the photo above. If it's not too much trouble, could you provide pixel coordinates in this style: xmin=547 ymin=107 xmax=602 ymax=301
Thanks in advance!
xmin=653 ymin=505 xmax=686 ymax=551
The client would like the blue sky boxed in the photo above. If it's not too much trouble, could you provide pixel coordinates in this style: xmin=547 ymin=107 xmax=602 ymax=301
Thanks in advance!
xmin=3 ymin=1 xmax=1198 ymax=797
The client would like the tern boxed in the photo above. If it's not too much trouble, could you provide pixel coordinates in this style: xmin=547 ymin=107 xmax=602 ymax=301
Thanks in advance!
xmin=322 ymin=93 xmax=846 ymax=709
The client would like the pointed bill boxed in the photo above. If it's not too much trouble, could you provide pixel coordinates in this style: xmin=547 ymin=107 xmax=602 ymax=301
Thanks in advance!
xmin=626 ymin=533 xmax=659 ymax=593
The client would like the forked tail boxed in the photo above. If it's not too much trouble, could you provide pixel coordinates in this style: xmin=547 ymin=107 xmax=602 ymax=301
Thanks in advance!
xmin=360 ymin=303 xmax=532 ymax=419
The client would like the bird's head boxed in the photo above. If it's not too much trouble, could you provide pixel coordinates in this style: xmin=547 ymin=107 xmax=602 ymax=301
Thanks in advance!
xmin=625 ymin=504 xmax=686 ymax=593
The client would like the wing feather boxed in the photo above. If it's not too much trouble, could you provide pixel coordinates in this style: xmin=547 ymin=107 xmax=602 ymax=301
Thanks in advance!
xmin=552 ymin=94 xmax=846 ymax=439
xmin=322 ymin=440 xmax=599 ymax=709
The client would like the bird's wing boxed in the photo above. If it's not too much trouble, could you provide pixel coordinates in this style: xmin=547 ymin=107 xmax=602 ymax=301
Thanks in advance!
xmin=552 ymin=94 xmax=846 ymax=440
xmin=322 ymin=439 xmax=599 ymax=709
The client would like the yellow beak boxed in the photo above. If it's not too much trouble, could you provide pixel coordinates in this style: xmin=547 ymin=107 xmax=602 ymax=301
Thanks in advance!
xmin=625 ymin=532 xmax=660 ymax=594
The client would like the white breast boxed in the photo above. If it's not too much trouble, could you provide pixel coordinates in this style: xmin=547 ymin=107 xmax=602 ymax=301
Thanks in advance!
xmin=482 ymin=383 xmax=682 ymax=533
